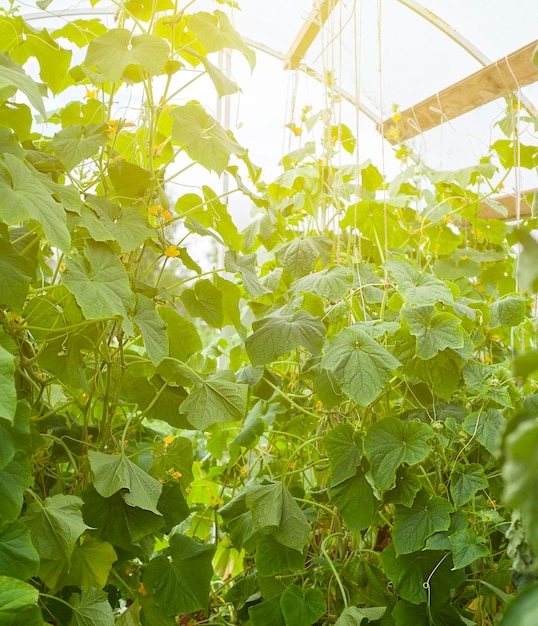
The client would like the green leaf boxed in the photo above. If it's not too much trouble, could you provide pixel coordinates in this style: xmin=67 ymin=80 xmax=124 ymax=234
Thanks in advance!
xmin=81 ymin=488 xmax=164 ymax=551
xmin=246 ymin=481 xmax=310 ymax=552
xmin=62 ymin=537 xmax=117 ymax=589
xmin=450 ymin=463 xmax=488 ymax=508
xmin=189 ymin=10 xmax=255 ymax=71
xmin=50 ymin=123 xmax=108 ymax=170
xmin=402 ymin=305 xmax=464 ymax=359
xmin=88 ymin=451 xmax=163 ymax=515
xmin=63 ymin=241 xmax=135 ymax=333
xmin=0 ymin=343 xmax=16 ymax=424
xmin=180 ymin=373 xmax=247 ymax=429
xmin=157 ymin=305 xmax=202 ymax=363
xmin=0 ymin=103 xmax=32 ymax=142
xmin=170 ymin=102 xmax=245 ymax=174
xmin=393 ymin=490 xmax=453 ymax=555
xmin=181 ymin=278 xmax=223 ymax=327
xmin=85 ymin=28 xmax=169 ymax=81
xmin=334 ymin=606 xmax=387 ymax=625
xmin=52 ymin=18 xmax=107 ymax=47
xmin=132 ymin=295 xmax=169 ymax=366
xmin=144 ymin=533 xmax=215 ymax=615
xmin=22 ymin=494 xmax=89 ymax=589
xmin=219 ymin=491 xmax=258 ymax=551
xmin=364 ymin=418 xmax=435 ymax=492
xmin=149 ymin=437 xmax=194 ymax=488
xmin=322 ymin=423 xmax=361 ymax=487
xmin=328 ymin=469 xmax=379 ymax=532
xmin=80 ymin=196 xmax=153 ymax=252
xmin=463 ymin=409 xmax=505 ymax=455
xmin=0 ymin=231 xmax=34 ymax=311
xmin=246 ymin=310 xmax=326 ymax=366
xmin=449 ymin=529 xmax=489 ymax=569
xmin=69 ymin=588 xmax=114 ymax=626
xmin=255 ymin=536 xmax=306 ymax=577
xmin=292 ymin=266 xmax=353 ymax=300
xmin=381 ymin=545 xmax=464 ymax=605
xmin=321 ymin=327 xmax=400 ymax=407
xmin=107 ymin=159 xmax=152 ymax=199
xmin=0 ymin=452 xmax=32 ymax=522
xmin=196 ymin=53 xmax=241 ymax=97
xmin=275 ymin=236 xmax=333 ymax=278
xmin=499 ymin=581 xmax=538 ymax=625
xmin=385 ymin=259 xmax=453 ymax=305
xmin=224 ymin=249 xmax=270 ymax=298
xmin=0 ymin=520 xmax=39 ymax=580
xmin=0 ymin=51 xmax=45 ymax=117
xmin=0 ymin=575 xmax=42 ymax=626
xmin=280 ymin=586 xmax=325 ymax=626
xmin=0 ymin=153 xmax=70 ymax=252
xmin=384 ymin=466 xmax=421 ymax=507
xmin=249 ymin=595 xmax=285 ymax=626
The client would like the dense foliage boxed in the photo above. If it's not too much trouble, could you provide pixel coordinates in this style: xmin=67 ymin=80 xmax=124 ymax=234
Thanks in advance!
xmin=1 ymin=1 xmax=538 ymax=624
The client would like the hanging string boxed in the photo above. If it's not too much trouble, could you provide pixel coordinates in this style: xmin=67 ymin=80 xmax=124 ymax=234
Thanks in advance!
xmin=376 ymin=0 xmax=388 ymax=261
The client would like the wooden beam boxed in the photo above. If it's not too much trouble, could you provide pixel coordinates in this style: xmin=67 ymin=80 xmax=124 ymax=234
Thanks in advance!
xmin=284 ymin=0 xmax=339 ymax=70
xmin=479 ymin=188 xmax=537 ymax=220
xmin=379 ymin=40 xmax=538 ymax=143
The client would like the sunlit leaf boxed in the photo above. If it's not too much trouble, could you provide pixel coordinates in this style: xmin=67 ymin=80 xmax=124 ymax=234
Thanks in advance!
xmin=0 ymin=51 xmax=45 ymax=117
xmin=0 ymin=576 xmax=42 ymax=626
xmin=68 ymin=588 xmax=114 ymax=626
xmin=88 ymin=451 xmax=163 ymax=515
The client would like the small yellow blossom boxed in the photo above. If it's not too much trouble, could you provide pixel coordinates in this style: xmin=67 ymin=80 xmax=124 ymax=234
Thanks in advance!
xmin=138 ymin=583 xmax=147 ymax=596
xmin=172 ymin=471 xmax=182 ymax=480
xmin=85 ymin=88 xmax=98 ymax=99
xmin=391 ymin=112 xmax=401 ymax=122
xmin=164 ymin=244 xmax=180 ymax=258
xmin=164 ymin=435 xmax=175 ymax=445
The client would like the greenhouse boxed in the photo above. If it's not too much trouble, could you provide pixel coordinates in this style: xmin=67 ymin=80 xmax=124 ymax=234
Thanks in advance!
xmin=1 ymin=0 xmax=538 ymax=623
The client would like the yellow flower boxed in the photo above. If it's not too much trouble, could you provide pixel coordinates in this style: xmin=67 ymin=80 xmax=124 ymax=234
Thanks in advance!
xmin=391 ymin=112 xmax=401 ymax=122
xmin=147 ymin=204 xmax=163 ymax=216
xmin=164 ymin=435 xmax=175 ymax=445
xmin=164 ymin=244 xmax=180 ymax=258
xmin=172 ymin=471 xmax=182 ymax=480
xmin=85 ymin=88 xmax=98 ymax=99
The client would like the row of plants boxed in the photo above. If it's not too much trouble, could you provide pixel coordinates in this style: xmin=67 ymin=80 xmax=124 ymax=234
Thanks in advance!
xmin=1 ymin=0 xmax=538 ymax=623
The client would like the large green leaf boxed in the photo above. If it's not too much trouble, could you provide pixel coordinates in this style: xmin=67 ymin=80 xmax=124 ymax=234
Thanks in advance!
xmin=0 ymin=343 xmax=16 ymax=424
xmin=80 ymin=197 xmax=153 ymax=252
xmin=275 ymin=236 xmax=333 ymax=278
xmin=50 ymin=123 xmax=108 ymax=170
xmin=364 ymin=418 xmax=435 ymax=492
xmin=81 ymin=487 xmax=164 ymax=551
xmin=63 ymin=241 xmax=135 ymax=332
xmin=0 ymin=575 xmax=42 ymax=626
xmin=322 ymin=423 xmax=361 ymax=487
xmin=328 ymin=469 xmax=379 ymax=532
xmin=254 ymin=535 xmax=306 ymax=577
xmin=249 ymin=595 xmax=285 ymax=626
xmin=0 ymin=520 xmax=39 ymax=580
xmin=181 ymin=278 xmax=223 ymax=327
xmin=62 ymin=537 xmax=117 ymax=589
xmin=0 ymin=51 xmax=45 ymax=117
xmin=245 ymin=481 xmax=310 ymax=552
xmin=157 ymin=305 xmax=202 ymax=363
xmin=170 ymin=102 xmax=245 ymax=174
xmin=0 ymin=452 xmax=32 ymax=522
xmin=449 ymin=529 xmax=489 ymax=569
xmin=279 ymin=586 xmax=325 ymax=626
xmin=402 ymin=305 xmax=464 ymax=359
xmin=393 ymin=490 xmax=453 ymax=555
xmin=144 ymin=533 xmax=215 ymax=615
xmin=450 ymin=463 xmax=488 ymax=508
xmin=246 ymin=310 xmax=326 ymax=366
xmin=69 ymin=588 xmax=114 ymax=626
xmin=22 ymin=494 xmax=89 ymax=589
xmin=381 ymin=546 xmax=464 ymax=605
xmin=0 ymin=153 xmax=70 ymax=251
xmin=180 ymin=373 xmax=247 ymax=430
xmin=321 ymin=327 xmax=400 ymax=407
xmin=0 ymin=231 xmax=34 ymax=311
xmin=88 ymin=451 xmax=163 ymax=515
xmin=219 ymin=491 xmax=258 ymax=552
xmin=334 ymin=606 xmax=387 ymax=626
xmin=292 ymin=266 xmax=353 ymax=300
xmin=132 ymin=295 xmax=169 ymax=366
xmin=188 ymin=10 xmax=255 ymax=70
xmin=462 ymin=409 xmax=505 ymax=455
xmin=85 ymin=28 xmax=169 ymax=81
xmin=385 ymin=259 xmax=453 ymax=305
